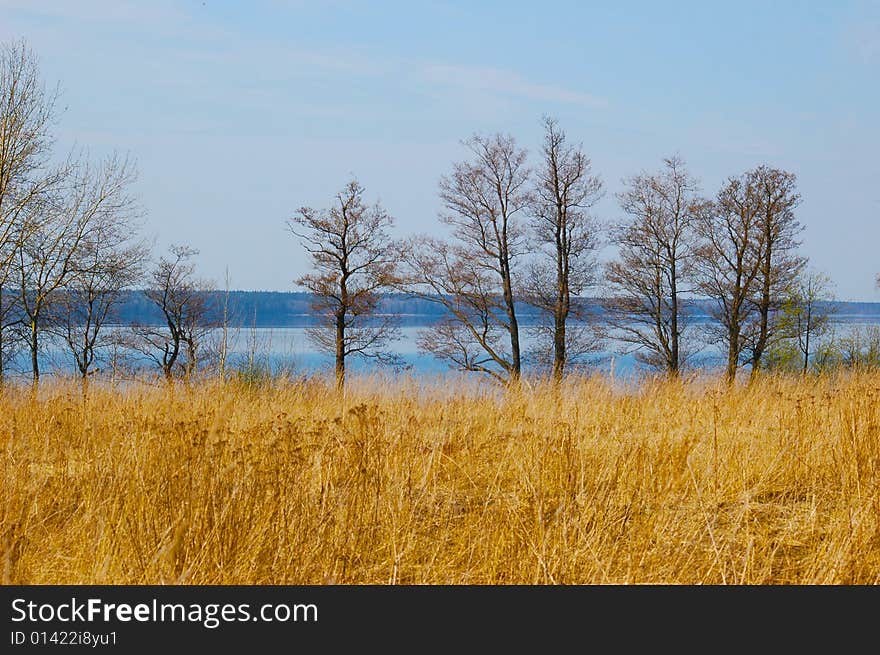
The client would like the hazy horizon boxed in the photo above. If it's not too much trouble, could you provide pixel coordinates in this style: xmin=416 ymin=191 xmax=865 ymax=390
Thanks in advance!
xmin=1 ymin=0 xmax=878 ymax=299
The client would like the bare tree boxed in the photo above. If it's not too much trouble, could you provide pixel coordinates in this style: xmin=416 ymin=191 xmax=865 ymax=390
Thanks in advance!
xmin=51 ymin=164 xmax=146 ymax=381
xmin=769 ymin=270 xmax=835 ymax=375
xmin=403 ymin=236 xmax=512 ymax=382
xmin=527 ymin=116 xmax=603 ymax=380
xmin=0 ymin=39 xmax=59 ymax=382
xmin=745 ymin=166 xmax=805 ymax=375
xmin=604 ymin=156 xmax=704 ymax=375
xmin=15 ymin=154 xmax=137 ymax=382
xmin=131 ymin=245 xmax=214 ymax=381
xmin=400 ymin=133 xmax=530 ymax=383
xmin=831 ymin=325 xmax=880 ymax=370
xmin=288 ymin=179 xmax=399 ymax=389
xmin=695 ymin=172 xmax=765 ymax=383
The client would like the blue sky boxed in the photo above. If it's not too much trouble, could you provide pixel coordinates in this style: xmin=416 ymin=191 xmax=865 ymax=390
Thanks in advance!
xmin=1 ymin=0 xmax=878 ymax=299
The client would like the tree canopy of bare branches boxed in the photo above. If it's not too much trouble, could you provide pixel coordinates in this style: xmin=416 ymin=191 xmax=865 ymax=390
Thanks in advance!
xmin=695 ymin=172 xmax=765 ymax=383
xmin=694 ymin=166 xmax=805 ymax=382
xmin=527 ymin=116 xmax=603 ymax=380
xmin=744 ymin=166 xmax=804 ymax=374
xmin=131 ymin=245 xmax=215 ymax=381
xmin=288 ymin=179 xmax=400 ymax=389
xmin=0 ymin=39 xmax=59 ymax=381
xmin=770 ymin=270 xmax=835 ymax=375
xmin=401 ymin=133 xmax=530 ymax=383
xmin=15 ymin=154 xmax=139 ymax=382
xmin=605 ymin=156 xmax=704 ymax=375
xmin=50 ymin=156 xmax=146 ymax=380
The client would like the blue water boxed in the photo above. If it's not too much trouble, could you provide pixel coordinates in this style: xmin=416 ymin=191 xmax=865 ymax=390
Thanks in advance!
xmin=7 ymin=317 xmax=880 ymax=381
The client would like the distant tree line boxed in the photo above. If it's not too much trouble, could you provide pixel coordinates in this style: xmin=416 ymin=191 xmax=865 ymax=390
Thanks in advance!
xmin=1 ymin=38 xmax=874 ymax=389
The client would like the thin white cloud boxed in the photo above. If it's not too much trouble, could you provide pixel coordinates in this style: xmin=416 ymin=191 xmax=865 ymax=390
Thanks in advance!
xmin=2 ymin=1 xmax=606 ymax=111
xmin=154 ymin=39 xmax=606 ymax=114
xmin=420 ymin=63 xmax=606 ymax=109
xmin=854 ymin=23 xmax=880 ymax=61
xmin=0 ymin=0 xmax=186 ymax=27
xmin=0 ymin=0 xmax=233 ymax=47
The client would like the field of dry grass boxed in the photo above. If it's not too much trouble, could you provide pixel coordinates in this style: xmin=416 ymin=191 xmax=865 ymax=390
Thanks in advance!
xmin=2 ymin=372 xmax=879 ymax=584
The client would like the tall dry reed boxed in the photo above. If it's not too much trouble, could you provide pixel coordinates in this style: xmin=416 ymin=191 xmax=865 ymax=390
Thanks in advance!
xmin=2 ymin=372 xmax=878 ymax=584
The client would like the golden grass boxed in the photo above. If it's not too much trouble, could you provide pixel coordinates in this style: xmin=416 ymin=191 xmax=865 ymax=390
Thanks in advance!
xmin=1 ymin=372 xmax=879 ymax=584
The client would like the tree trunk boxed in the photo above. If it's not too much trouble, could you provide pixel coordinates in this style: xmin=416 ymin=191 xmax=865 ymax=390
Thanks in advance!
xmin=726 ymin=325 xmax=738 ymax=384
xmin=802 ymin=305 xmax=811 ymax=376
xmin=163 ymin=339 xmax=177 ymax=382
xmin=505 ymin=290 xmax=521 ymax=381
xmin=30 ymin=318 xmax=39 ymax=383
xmin=553 ymin=237 xmax=568 ymax=383
xmin=669 ymin=259 xmax=680 ymax=377
xmin=553 ymin=306 xmax=566 ymax=382
xmin=751 ymin=220 xmax=774 ymax=377
xmin=184 ymin=338 xmax=197 ymax=383
xmin=335 ymin=312 xmax=345 ymax=390
xmin=498 ymin=249 xmax=521 ymax=382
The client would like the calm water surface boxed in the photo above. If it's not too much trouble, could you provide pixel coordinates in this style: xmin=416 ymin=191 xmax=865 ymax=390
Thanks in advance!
xmin=11 ymin=315 xmax=880 ymax=381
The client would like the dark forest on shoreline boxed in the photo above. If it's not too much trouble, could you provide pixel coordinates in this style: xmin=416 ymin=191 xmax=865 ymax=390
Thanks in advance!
xmin=112 ymin=290 xmax=880 ymax=328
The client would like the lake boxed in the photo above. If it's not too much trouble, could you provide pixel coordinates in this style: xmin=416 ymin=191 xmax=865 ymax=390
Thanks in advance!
xmin=10 ymin=313 xmax=880 ymax=381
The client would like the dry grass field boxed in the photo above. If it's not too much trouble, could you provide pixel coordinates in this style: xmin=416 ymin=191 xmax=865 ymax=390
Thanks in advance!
xmin=2 ymin=372 xmax=879 ymax=584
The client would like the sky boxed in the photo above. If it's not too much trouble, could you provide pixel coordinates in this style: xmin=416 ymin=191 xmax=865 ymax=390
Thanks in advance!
xmin=1 ymin=0 xmax=878 ymax=300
